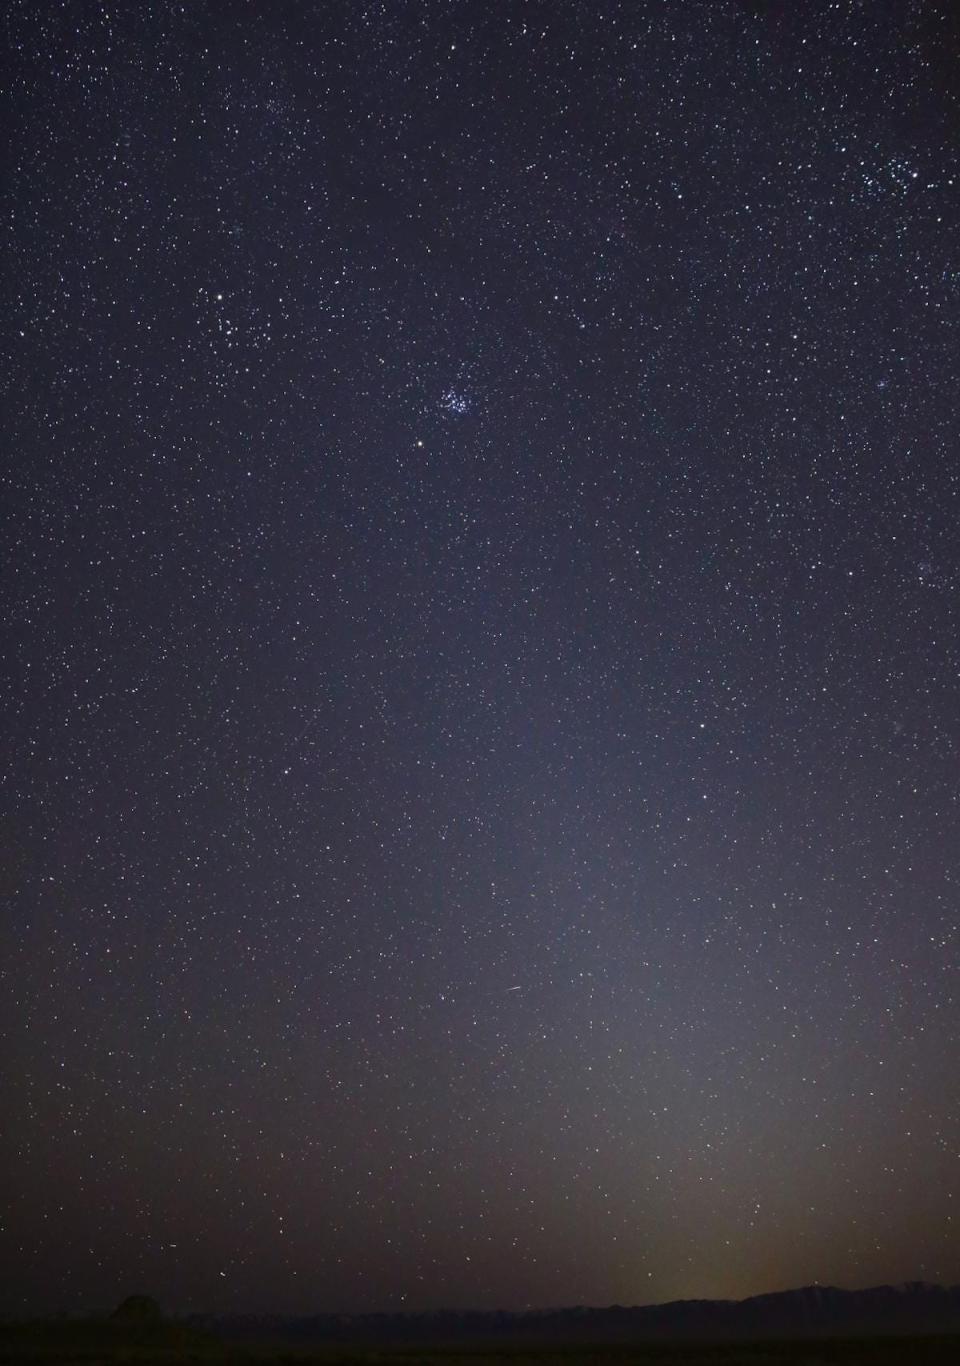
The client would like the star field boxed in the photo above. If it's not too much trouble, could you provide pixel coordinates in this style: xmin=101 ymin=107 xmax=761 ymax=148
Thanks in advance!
xmin=1 ymin=0 xmax=959 ymax=1317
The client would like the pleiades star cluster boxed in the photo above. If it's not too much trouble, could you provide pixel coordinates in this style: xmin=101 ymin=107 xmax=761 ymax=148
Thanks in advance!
xmin=2 ymin=0 xmax=958 ymax=1317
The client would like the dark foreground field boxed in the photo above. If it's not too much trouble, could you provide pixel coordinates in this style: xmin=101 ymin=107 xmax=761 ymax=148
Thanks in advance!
xmin=2 ymin=1321 xmax=960 ymax=1366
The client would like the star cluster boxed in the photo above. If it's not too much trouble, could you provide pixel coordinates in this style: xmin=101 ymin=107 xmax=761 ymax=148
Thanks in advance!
xmin=2 ymin=0 xmax=958 ymax=1317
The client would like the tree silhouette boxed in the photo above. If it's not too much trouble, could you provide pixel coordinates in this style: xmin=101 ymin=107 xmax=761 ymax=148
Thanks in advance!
xmin=111 ymin=1295 xmax=162 ymax=1323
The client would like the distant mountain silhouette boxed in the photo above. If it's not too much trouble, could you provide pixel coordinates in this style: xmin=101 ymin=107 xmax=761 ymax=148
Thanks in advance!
xmin=197 ymin=1282 xmax=960 ymax=1342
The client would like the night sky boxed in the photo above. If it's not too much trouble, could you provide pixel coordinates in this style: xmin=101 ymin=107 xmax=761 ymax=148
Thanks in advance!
xmin=3 ymin=0 xmax=959 ymax=1319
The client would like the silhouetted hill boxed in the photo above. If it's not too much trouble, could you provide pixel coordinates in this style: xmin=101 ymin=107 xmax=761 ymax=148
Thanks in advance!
xmin=197 ymin=1281 xmax=960 ymax=1344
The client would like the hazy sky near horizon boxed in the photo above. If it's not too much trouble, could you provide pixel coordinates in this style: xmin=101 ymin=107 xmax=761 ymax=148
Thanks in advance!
xmin=2 ymin=0 xmax=959 ymax=1316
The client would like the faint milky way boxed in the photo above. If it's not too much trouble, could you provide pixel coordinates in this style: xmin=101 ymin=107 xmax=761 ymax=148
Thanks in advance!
xmin=2 ymin=0 xmax=959 ymax=1323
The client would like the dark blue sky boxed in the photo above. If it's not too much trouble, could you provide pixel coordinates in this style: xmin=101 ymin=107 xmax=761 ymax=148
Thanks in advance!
xmin=2 ymin=0 xmax=958 ymax=1316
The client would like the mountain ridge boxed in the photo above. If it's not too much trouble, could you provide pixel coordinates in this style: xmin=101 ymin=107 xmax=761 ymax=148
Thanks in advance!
xmin=196 ymin=1281 xmax=960 ymax=1342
